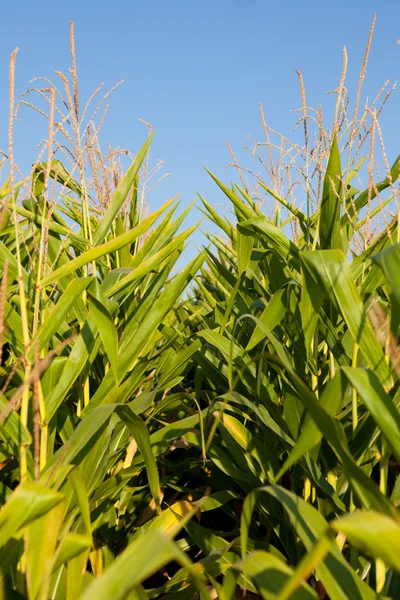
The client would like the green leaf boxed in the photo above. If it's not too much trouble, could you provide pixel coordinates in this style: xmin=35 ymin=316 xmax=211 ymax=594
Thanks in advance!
xmin=342 ymin=367 xmax=400 ymax=461
xmin=45 ymin=404 xmax=160 ymax=510
xmin=241 ymin=486 xmax=379 ymax=600
xmin=40 ymin=197 xmax=174 ymax=287
xmin=258 ymin=180 xmax=308 ymax=224
xmin=35 ymin=278 xmax=93 ymax=352
xmin=67 ymin=467 xmax=92 ymax=539
xmin=88 ymin=293 xmax=119 ymax=379
xmin=116 ymin=405 xmax=161 ymax=511
xmin=105 ymin=225 xmax=198 ymax=297
xmin=218 ymin=411 xmax=271 ymax=483
xmin=246 ymin=321 xmax=393 ymax=514
xmin=204 ymin=168 xmax=256 ymax=221
xmin=238 ymin=216 xmax=300 ymax=272
xmin=0 ymin=482 xmax=64 ymax=548
xmin=67 ymin=551 xmax=89 ymax=600
xmin=44 ymin=314 xmax=100 ymax=423
xmin=33 ymin=160 xmax=82 ymax=197
xmin=79 ymin=530 xmax=207 ymax=600
xmin=233 ymin=550 xmax=318 ymax=600
xmin=300 ymin=262 xmax=324 ymax=358
xmin=198 ymin=195 xmax=233 ymax=239
xmin=319 ymin=134 xmax=342 ymax=250
xmin=331 ymin=511 xmax=400 ymax=571
xmin=0 ymin=240 xmax=30 ymax=291
xmin=51 ymin=533 xmax=91 ymax=573
xmin=92 ymin=134 xmax=154 ymax=245
xmin=82 ymin=253 xmax=205 ymax=414
xmin=15 ymin=203 xmax=89 ymax=247
xmin=301 ymin=250 xmax=392 ymax=388
xmin=373 ymin=243 xmax=400 ymax=333
xmin=0 ymin=392 xmax=32 ymax=454
xmin=236 ymin=228 xmax=254 ymax=276
xmin=278 ymin=532 xmax=336 ymax=600
xmin=276 ymin=372 xmax=346 ymax=481
xmin=26 ymin=501 xmax=65 ymax=600
xmin=343 ymin=153 xmax=400 ymax=223
xmin=246 ymin=288 xmax=287 ymax=351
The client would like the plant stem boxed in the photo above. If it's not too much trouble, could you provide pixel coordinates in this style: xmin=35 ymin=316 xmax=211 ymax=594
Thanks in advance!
xmin=352 ymin=343 xmax=359 ymax=432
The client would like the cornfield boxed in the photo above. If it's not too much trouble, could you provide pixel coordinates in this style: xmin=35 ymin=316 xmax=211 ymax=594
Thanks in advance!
xmin=1 ymin=17 xmax=400 ymax=600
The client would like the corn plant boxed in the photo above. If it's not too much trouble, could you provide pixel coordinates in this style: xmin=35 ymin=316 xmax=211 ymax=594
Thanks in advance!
xmin=2 ymin=17 xmax=400 ymax=600
xmin=191 ymin=149 xmax=400 ymax=597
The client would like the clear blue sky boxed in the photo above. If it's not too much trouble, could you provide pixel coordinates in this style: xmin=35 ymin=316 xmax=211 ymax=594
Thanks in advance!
xmin=1 ymin=1 xmax=399 ymax=257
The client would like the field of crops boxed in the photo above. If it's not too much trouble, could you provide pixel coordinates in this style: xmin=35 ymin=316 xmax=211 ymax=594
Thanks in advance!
xmin=1 ymin=19 xmax=400 ymax=600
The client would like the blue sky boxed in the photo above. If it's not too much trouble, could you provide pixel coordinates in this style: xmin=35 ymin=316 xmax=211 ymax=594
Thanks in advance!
xmin=1 ymin=0 xmax=399 ymax=258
